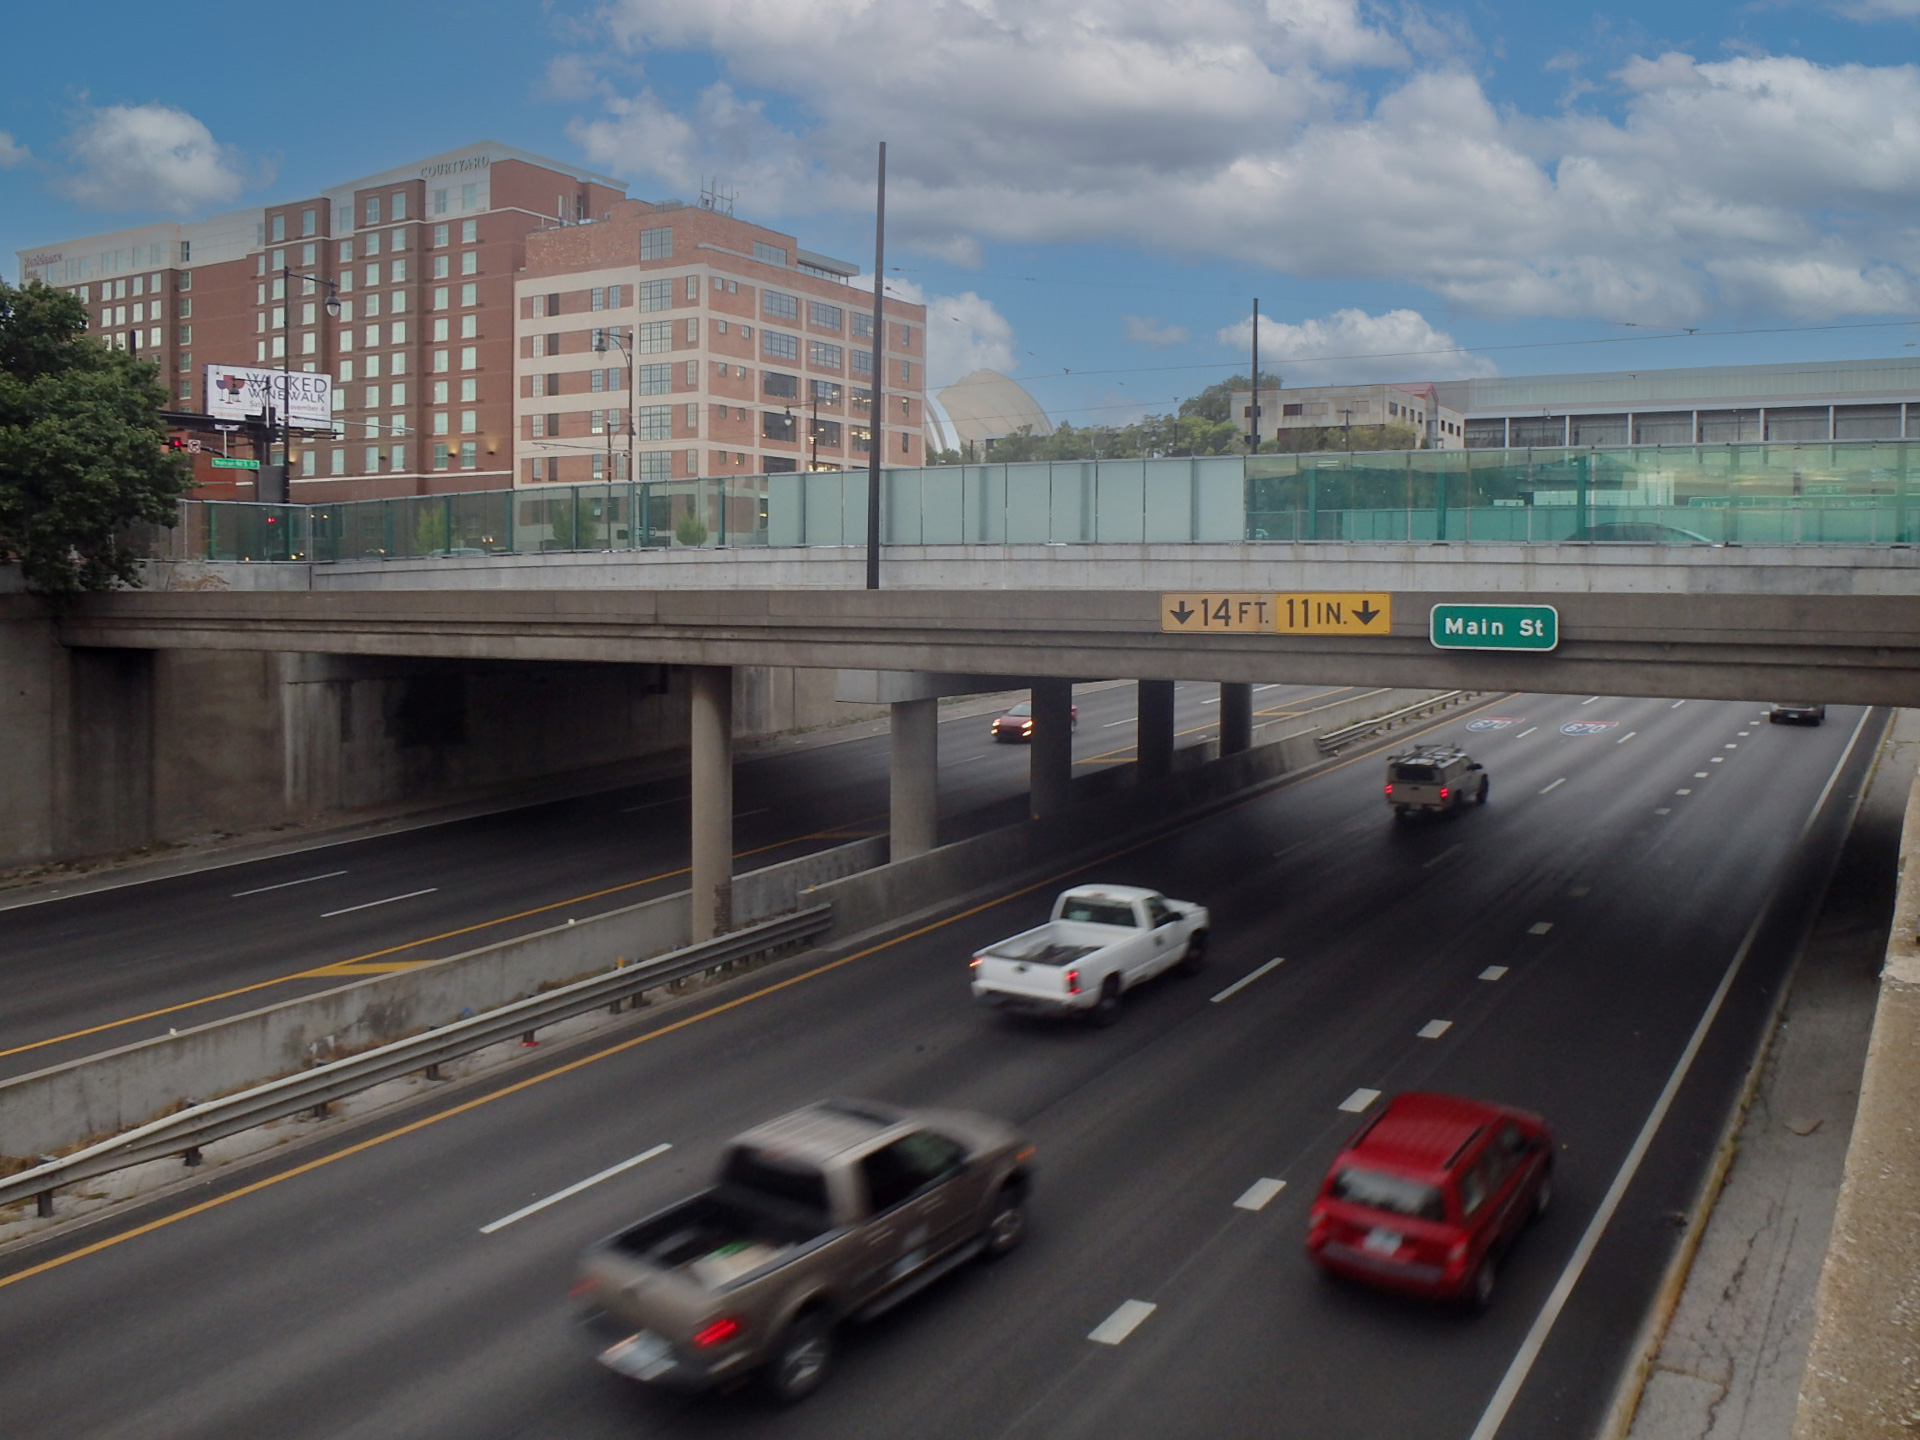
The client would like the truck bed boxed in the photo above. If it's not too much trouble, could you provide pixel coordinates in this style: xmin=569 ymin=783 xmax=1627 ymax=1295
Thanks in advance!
xmin=609 ymin=1190 xmax=831 ymax=1293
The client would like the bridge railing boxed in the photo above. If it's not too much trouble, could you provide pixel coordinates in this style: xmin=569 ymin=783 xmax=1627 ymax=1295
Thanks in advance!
xmin=140 ymin=439 xmax=1920 ymax=563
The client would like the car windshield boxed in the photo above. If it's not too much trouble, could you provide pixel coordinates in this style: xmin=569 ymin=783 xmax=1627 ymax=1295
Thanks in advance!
xmin=1058 ymin=899 xmax=1137 ymax=928
xmin=1331 ymin=1166 xmax=1446 ymax=1221
xmin=1005 ymin=702 xmax=1031 ymax=717
xmin=1392 ymin=763 xmax=1440 ymax=783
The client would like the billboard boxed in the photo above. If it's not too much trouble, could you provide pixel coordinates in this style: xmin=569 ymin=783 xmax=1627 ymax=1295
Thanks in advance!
xmin=205 ymin=365 xmax=334 ymax=430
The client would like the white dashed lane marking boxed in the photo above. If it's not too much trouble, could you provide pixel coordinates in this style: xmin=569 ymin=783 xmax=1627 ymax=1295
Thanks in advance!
xmin=1089 ymin=1300 xmax=1157 ymax=1346
xmin=1417 ymin=1019 xmax=1454 ymax=1040
xmin=1211 ymin=957 xmax=1285 ymax=1003
xmin=1338 ymin=1088 xmax=1382 ymax=1113
xmin=232 ymin=870 xmax=347 ymax=898
xmin=1676 ymin=788 xmax=1693 ymax=795
xmin=1616 ymin=732 xmax=1637 ymax=745
xmin=1480 ymin=966 xmax=1509 ymax=981
xmin=321 ymin=887 xmax=438 ymax=918
xmin=1539 ymin=778 xmax=1567 ymax=794
xmin=1423 ymin=844 xmax=1463 ymax=869
xmin=1234 ymin=1178 xmax=1287 ymax=1211
xmin=1517 ymin=727 xmax=1538 ymax=738
xmin=1529 ymin=921 xmax=1554 ymax=936
xmin=1581 ymin=696 xmax=1601 ymax=705
xmin=1670 ymin=700 xmax=1687 ymax=708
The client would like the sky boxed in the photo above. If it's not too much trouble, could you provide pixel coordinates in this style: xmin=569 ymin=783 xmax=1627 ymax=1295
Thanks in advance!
xmin=4 ymin=0 xmax=1920 ymax=428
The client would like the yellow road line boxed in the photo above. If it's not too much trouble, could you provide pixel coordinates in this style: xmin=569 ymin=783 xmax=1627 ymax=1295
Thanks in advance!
xmin=0 ymin=825 xmax=873 ymax=1064
xmin=0 ymin=693 xmax=1510 ymax=1293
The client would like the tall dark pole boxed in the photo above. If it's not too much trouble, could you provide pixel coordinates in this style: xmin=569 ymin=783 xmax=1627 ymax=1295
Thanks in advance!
xmin=865 ymin=141 xmax=886 ymax=590
xmin=1249 ymin=297 xmax=1260 ymax=453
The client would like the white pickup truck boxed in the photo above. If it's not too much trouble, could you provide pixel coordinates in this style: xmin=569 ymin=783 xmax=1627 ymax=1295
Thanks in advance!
xmin=969 ymin=885 xmax=1210 ymax=1026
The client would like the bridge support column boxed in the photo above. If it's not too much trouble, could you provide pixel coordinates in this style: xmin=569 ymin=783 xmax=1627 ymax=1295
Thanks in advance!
xmin=1030 ymin=680 xmax=1074 ymax=819
xmin=1219 ymin=682 xmax=1253 ymax=756
xmin=889 ymin=697 xmax=939 ymax=861
xmin=1137 ymin=679 xmax=1175 ymax=780
xmin=689 ymin=665 xmax=733 ymax=940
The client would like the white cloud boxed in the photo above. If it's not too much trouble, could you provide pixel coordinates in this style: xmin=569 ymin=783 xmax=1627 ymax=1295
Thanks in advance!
xmin=1829 ymin=0 xmax=1920 ymax=17
xmin=855 ymin=276 xmax=1016 ymax=388
xmin=1122 ymin=315 xmax=1190 ymax=348
xmin=559 ymin=4 xmax=1920 ymax=324
xmin=1215 ymin=307 xmax=1498 ymax=382
xmin=0 ymin=132 xmax=30 ymax=169
xmin=54 ymin=104 xmax=261 ymax=215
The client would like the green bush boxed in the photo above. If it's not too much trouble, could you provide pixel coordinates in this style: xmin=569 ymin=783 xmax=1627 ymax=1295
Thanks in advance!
xmin=674 ymin=509 xmax=710 ymax=547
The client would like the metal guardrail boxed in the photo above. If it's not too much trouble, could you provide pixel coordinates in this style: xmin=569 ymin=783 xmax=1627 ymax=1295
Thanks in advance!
xmin=1 ymin=906 xmax=832 ymax=1219
xmin=1315 ymin=692 xmax=1475 ymax=756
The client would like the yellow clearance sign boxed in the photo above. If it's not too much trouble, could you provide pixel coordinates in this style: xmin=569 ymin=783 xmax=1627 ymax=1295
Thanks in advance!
xmin=1160 ymin=592 xmax=1392 ymax=636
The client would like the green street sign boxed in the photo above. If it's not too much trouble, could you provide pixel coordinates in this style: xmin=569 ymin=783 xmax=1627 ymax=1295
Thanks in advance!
xmin=1430 ymin=603 xmax=1559 ymax=652
xmin=210 ymin=456 xmax=261 ymax=470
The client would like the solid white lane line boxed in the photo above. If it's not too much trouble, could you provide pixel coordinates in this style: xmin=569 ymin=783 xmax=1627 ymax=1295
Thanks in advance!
xmin=620 ymin=797 xmax=684 ymax=813
xmin=1615 ymin=732 xmax=1637 ymax=745
xmin=1234 ymin=1178 xmax=1287 ymax=1211
xmin=1528 ymin=921 xmax=1553 ymax=935
xmin=1417 ymin=1019 xmax=1454 ymax=1040
xmin=1670 ymin=699 xmax=1687 ymax=708
xmin=1581 ymin=696 xmax=1600 ymax=705
xmin=232 ymin=870 xmax=348 ymax=898
xmin=1517 ymin=727 xmax=1538 ymax=738
xmin=1423 ymin=844 xmax=1464 ymax=869
xmin=480 ymin=1144 xmax=672 ymax=1234
xmin=1201 ymin=698 xmax=1221 ymax=706
xmin=1103 ymin=718 xmax=1132 ymax=727
xmin=736 ymin=808 xmax=771 ymax=819
xmin=1538 ymin=778 xmax=1567 ymax=794
xmin=1255 ymin=684 xmax=1282 ymax=691
xmin=1479 ymin=966 xmax=1509 ymax=981
xmin=1338 ymin=1088 xmax=1382 ymax=1113
xmin=1089 ymin=1300 xmax=1157 ymax=1346
xmin=1467 ymin=706 xmax=1872 ymax=1440
xmin=321 ymin=888 xmax=438 ymax=918
xmin=1211 ymin=957 xmax=1285 ymax=1003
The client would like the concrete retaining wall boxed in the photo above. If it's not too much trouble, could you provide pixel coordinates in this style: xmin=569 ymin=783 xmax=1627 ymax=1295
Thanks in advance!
xmin=0 ymin=836 xmax=885 ymax=1163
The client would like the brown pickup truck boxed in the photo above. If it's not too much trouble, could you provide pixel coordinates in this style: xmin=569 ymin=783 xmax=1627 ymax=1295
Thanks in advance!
xmin=574 ymin=1098 xmax=1033 ymax=1403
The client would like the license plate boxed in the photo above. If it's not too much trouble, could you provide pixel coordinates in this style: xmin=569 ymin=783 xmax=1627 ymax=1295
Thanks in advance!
xmin=601 ymin=1330 xmax=674 ymax=1381
xmin=1362 ymin=1228 xmax=1404 ymax=1257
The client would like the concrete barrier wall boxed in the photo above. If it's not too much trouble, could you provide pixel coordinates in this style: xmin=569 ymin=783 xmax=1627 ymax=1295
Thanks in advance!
xmin=0 ymin=689 xmax=1438 ymax=1163
xmin=1792 ymin=765 xmax=1920 ymax=1438
xmin=0 ymin=836 xmax=885 ymax=1163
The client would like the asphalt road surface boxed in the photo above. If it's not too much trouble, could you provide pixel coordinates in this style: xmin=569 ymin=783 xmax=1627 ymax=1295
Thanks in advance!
xmin=0 ymin=692 xmax=1877 ymax=1440
xmin=0 ymin=681 xmax=1354 ymax=1078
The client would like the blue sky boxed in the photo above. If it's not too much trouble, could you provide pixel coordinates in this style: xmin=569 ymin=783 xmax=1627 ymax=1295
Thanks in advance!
xmin=5 ymin=0 xmax=1919 ymax=425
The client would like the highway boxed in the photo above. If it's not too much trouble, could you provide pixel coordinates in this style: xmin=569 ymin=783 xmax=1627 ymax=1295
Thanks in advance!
xmin=0 ymin=691 xmax=1876 ymax=1440
xmin=0 ymin=681 xmax=1354 ymax=1079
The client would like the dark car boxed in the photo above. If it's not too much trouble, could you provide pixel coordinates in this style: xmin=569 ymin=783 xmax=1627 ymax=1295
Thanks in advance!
xmin=989 ymin=700 xmax=1078 ymax=743
xmin=1307 ymin=1091 xmax=1553 ymax=1309
xmin=1768 ymin=702 xmax=1826 ymax=725
xmin=1564 ymin=521 xmax=1718 ymax=544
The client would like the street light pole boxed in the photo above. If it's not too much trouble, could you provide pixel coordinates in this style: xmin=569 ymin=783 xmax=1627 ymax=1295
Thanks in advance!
xmin=865 ymin=141 xmax=885 ymax=591
xmin=277 ymin=264 xmax=341 ymax=502
xmin=595 ymin=324 xmax=635 ymax=550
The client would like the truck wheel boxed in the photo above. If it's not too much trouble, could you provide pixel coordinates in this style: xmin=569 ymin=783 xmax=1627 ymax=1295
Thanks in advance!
xmin=1177 ymin=930 xmax=1208 ymax=976
xmin=1090 ymin=977 xmax=1122 ymax=1028
xmin=984 ymin=1182 xmax=1028 ymax=1259
xmin=1476 ymin=775 xmax=1490 ymax=806
xmin=762 ymin=1310 xmax=835 ymax=1404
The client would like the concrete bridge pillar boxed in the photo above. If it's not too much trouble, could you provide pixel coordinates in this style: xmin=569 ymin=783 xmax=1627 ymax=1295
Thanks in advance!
xmin=1219 ymin=681 xmax=1253 ymax=756
xmin=889 ymin=697 xmax=939 ymax=861
xmin=689 ymin=665 xmax=734 ymax=940
xmin=1030 ymin=679 xmax=1075 ymax=819
xmin=1136 ymin=679 xmax=1175 ymax=779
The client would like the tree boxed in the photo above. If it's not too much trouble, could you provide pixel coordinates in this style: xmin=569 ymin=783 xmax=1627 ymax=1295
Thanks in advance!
xmin=1181 ymin=372 xmax=1283 ymax=423
xmin=0 ymin=281 xmax=190 ymax=602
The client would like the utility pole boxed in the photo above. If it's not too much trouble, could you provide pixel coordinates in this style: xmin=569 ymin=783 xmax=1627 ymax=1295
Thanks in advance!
xmin=1249 ymin=298 xmax=1260 ymax=453
xmin=865 ymin=141 xmax=886 ymax=591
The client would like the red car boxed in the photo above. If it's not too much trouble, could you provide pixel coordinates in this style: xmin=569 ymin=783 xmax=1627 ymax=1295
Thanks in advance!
xmin=989 ymin=700 xmax=1078 ymax=743
xmin=1306 ymin=1091 xmax=1553 ymax=1309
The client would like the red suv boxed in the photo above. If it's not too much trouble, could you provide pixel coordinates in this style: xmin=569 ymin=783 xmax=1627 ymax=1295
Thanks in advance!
xmin=1306 ymin=1092 xmax=1553 ymax=1309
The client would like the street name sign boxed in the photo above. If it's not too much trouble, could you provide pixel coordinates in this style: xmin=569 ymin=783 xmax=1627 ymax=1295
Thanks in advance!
xmin=1161 ymin=592 xmax=1392 ymax=636
xmin=1429 ymin=603 xmax=1559 ymax=652
xmin=209 ymin=456 xmax=261 ymax=470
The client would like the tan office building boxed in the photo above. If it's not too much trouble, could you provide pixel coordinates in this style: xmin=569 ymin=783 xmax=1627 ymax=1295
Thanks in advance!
xmin=1230 ymin=382 xmax=1467 ymax=449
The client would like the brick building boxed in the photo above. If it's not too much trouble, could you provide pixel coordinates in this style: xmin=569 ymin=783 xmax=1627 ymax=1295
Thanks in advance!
xmin=513 ymin=201 xmax=925 ymax=485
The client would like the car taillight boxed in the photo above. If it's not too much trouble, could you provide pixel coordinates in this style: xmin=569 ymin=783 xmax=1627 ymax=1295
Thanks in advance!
xmin=1439 ymin=786 xmax=1450 ymax=800
xmin=694 ymin=1316 xmax=742 ymax=1348
xmin=1066 ymin=968 xmax=1081 ymax=994
xmin=969 ymin=956 xmax=982 ymax=970
xmin=569 ymin=1275 xmax=601 ymax=1299
xmin=1384 ymin=783 xmax=1393 ymax=795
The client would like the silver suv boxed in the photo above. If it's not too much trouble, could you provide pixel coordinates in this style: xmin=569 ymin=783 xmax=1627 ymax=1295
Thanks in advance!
xmin=1386 ymin=746 xmax=1488 ymax=819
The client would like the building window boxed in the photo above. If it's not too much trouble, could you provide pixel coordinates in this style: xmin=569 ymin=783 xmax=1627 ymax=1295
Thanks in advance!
xmin=852 ymin=312 xmax=874 ymax=338
xmin=178 ymin=325 xmax=192 ymax=345
xmin=460 ymin=410 xmax=477 ymax=434
xmin=637 ymin=320 xmax=671 ymax=353
xmin=461 ymin=197 xmax=478 ymax=226
xmin=639 ymin=404 xmax=672 ymax=440
xmin=901 ymin=431 xmax=911 ymax=454
xmin=433 ymin=224 xmax=448 ymax=248
xmin=763 ymin=371 xmax=798 ymax=400
xmin=434 ymin=188 xmax=448 ymax=216
xmin=432 ymin=255 xmax=449 ymax=280
xmin=591 ymin=286 xmax=605 ymax=311
xmin=640 ymin=226 xmax=672 ymax=260
xmin=390 ymin=443 xmax=407 ymax=471
xmin=460 ymin=346 xmax=478 ymax=368
xmin=851 ymin=426 xmax=872 ymax=453
xmin=390 ymin=382 xmax=407 ymax=407
xmin=764 ymin=331 xmax=798 ymax=362
xmin=764 ymin=290 xmax=798 ymax=321
xmin=435 ymin=412 xmax=450 ymax=435
xmin=432 ymin=349 xmax=449 ymax=372
xmin=754 ymin=242 xmax=786 ymax=266
xmin=363 ymin=294 xmax=381 ymax=320
xmin=902 ymin=360 xmax=912 ymax=383
xmin=809 ymin=341 xmax=843 ymax=369
xmin=763 ymin=411 xmax=797 ymax=442
xmin=459 ymin=377 xmax=476 ymax=403
xmin=434 ymin=443 xmax=450 ymax=470
xmin=639 ymin=363 xmax=672 ymax=394
xmin=390 ymin=258 xmax=408 ymax=283
xmin=685 ymin=318 xmax=697 ymax=343
xmin=460 ymin=441 xmax=477 ymax=469
xmin=809 ymin=379 xmax=841 ymax=404
xmin=460 ymin=315 xmax=478 ymax=339
xmin=271 ymin=213 xmax=286 ymax=243
xmin=364 ymin=445 xmax=382 ymax=471
xmin=809 ymin=301 xmax=842 ymax=330
xmin=852 ymin=349 xmax=873 ymax=376
xmin=364 ymin=197 xmax=381 ymax=225
xmin=461 ymin=283 xmax=478 ymax=307
xmin=811 ymin=419 xmax=842 ymax=447
xmin=640 ymin=279 xmax=672 ymax=311
xmin=639 ymin=450 xmax=671 ymax=481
